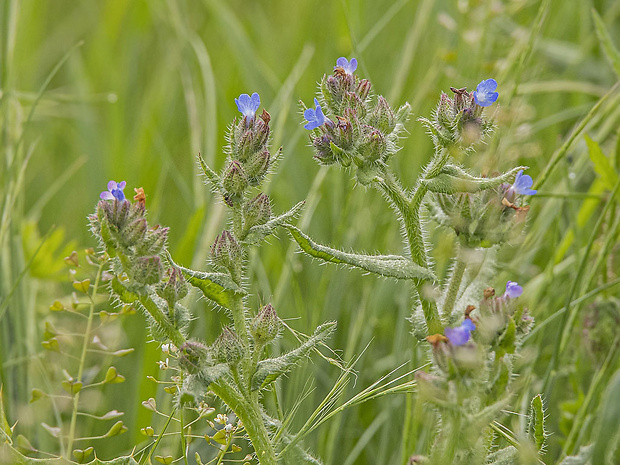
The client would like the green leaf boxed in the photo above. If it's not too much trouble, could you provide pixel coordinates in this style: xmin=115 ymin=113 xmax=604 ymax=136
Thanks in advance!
xmin=592 ymin=367 xmax=620 ymax=463
xmin=286 ymin=225 xmax=435 ymax=281
xmin=527 ymin=394 xmax=547 ymax=453
xmin=251 ymin=322 xmax=336 ymax=391
xmin=241 ymin=201 xmax=305 ymax=245
xmin=197 ymin=152 xmax=221 ymax=191
xmin=177 ymin=266 xmax=244 ymax=309
xmin=425 ymin=165 xmax=525 ymax=194
xmin=585 ymin=134 xmax=618 ymax=190
xmin=485 ymin=446 xmax=518 ymax=465
xmin=497 ymin=317 xmax=516 ymax=357
xmin=592 ymin=8 xmax=620 ymax=77
xmin=196 ymin=363 xmax=232 ymax=388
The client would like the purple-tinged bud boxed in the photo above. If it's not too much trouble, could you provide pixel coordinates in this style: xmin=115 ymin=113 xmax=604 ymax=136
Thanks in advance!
xmin=336 ymin=116 xmax=354 ymax=150
xmin=312 ymin=134 xmax=337 ymax=165
xmin=138 ymin=226 xmax=169 ymax=256
xmin=253 ymin=113 xmax=271 ymax=152
xmin=132 ymin=255 xmax=164 ymax=285
xmin=245 ymin=150 xmax=271 ymax=186
xmin=179 ymin=340 xmax=209 ymax=374
xmin=252 ymin=304 xmax=281 ymax=345
xmin=359 ymin=129 xmax=387 ymax=163
xmin=244 ymin=193 xmax=272 ymax=230
xmin=211 ymin=230 xmax=242 ymax=279
xmin=356 ymin=79 xmax=371 ymax=101
xmin=157 ymin=267 xmax=188 ymax=305
xmin=123 ymin=218 xmax=147 ymax=246
xmin=213 ymin=327 xmax=243 ymax=365
xmin=222 ymin=161 xmax=248 ymax=201
xmin=369 ymin=96 xmax=396 ymax=134
xmin=343 ymin=92 xmax=367 ymax=119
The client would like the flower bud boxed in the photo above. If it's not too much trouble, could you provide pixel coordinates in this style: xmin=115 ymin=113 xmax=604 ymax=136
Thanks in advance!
xmin=369 ymin=96 xmax=396 ymax=134
xmin=122 ymin=218 xmax=147 ymax=246
xmin=212 ymin=327 xmax=243 ymax=365
xmin=132 ymin=255 xmax=164 ymax=285
xmin=138 ymin=226 xmax=169 ymax=256
xmin=244 ymin=150 xmax=270 ymax=186
xmin=111 ymin=199 xmax=131 ymax=229
xmin=179 ymin=341 xmax=210 ymax=374
xmin=252 ymin=304 xmax=281 ymax=345
xmin=356 ymin=78 xmax=371 ymax=101
xmin=157 ymin=267 xmax=188 ymax=305
xmin=359 ymin=129 xmax=387 ymax=163
xmin=211 ymin=230 xmax=242 ymax=279
xmin=312 ymin=134 xmax=337 ymax=165
xmin=244 ymin=193 xmax=271 ymax=230
xmin=222 ymin=161 xmax=248 ymax=203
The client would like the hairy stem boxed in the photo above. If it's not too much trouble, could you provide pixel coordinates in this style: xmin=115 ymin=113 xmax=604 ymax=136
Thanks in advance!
xmin=442 ymin=245 xmax=467 ymax=319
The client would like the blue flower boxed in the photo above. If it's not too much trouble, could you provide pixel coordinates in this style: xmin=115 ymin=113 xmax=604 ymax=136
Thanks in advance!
xmin=100 ymin=180 xmax=126 ymax=201
xmin=444 ymin=318 xmax=476 ymax=346
xmin=473 ymin=78 xmax=499 ymax=107
xmin=508 ymin=170 xmax=537 ymax=196
xmin=335 ymin=57 xmax=358 ymax=75
xmin=304 ymin=98 xmax=326 ymax=130
xmin=235 ymin=92 xmax=260 ymax=121
xmin=504 ymin=281 xmax=523 ymax=299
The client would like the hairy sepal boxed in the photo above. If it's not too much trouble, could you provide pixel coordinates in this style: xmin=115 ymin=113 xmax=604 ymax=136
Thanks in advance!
xmin=285 ymin=225 xmax=435 ymax=281
xmin=527 ymin=394 xmax=548 ymax=454
xmin=251 ymin=322 xmax=336 ymax=391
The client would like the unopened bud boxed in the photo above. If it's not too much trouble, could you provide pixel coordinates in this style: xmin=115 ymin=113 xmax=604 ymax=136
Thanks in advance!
xmin=132 ymin=255 xmax=163 ymax=285
xmin=370 ymin=96 xmax=396 ymax=134
xmin=179 ymin=341 xmax=209 ymax=374
xmin=138 ymin=226 xmax=169 ymax=256
xmin=252 ymin=304 xmax=281 ymax=345
xmin=157 ymin=267 xmax=188 ymax=305
xmin=244 ymin=193 xmax=271 ymax=230
xmin=356 ymin=79 xmax=371 ymax=101
xmin=213 ymin=327 xmax=243 ymax=365
xmin=222 ymin=161 xmax=248 ymax=202
xmin=123 ymin=218 xmax=147 ymax=246
xmin=359 ymin=129 xmax=387 ymax=163
xmin=245 ymin=150 xmax=270 ymax=186
xmin=211 ymin=230 xmax=242 ymax=279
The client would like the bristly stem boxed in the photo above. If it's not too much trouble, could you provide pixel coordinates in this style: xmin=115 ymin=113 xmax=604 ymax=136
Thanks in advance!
xmin=442 ymin=245 xmax=467 ymax=320
xmin=66 ymin=260 xmax=105 ymax=458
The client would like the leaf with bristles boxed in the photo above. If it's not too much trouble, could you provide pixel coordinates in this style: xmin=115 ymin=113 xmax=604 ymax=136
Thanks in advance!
xmin=559 ymin=444 xmax=593 ymax=465
xmin=424 ymin=165 xmax=525 ymax=194
xmin=285 ymin=225 xmax=435 ymax=281
xmin=485 ymin=446 xmax=518 ymax=465
xmin=241 ymin=201 xmax=305 ymax=245
xmin=527 ymin=394 xmax=547 ymax=454
xmin=197 ymin=153 xmax=221 ymax=191
xmin=251 ymin=322 xmax=336 ymax=391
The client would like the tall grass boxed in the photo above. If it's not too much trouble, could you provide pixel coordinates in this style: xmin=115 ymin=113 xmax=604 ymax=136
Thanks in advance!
xmin=1 ymin=0 xmax=619 ymax=463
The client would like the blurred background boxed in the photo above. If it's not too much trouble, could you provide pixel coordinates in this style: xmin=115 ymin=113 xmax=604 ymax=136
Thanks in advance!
xmin=1 ymin=0 xmax=620 ymax=463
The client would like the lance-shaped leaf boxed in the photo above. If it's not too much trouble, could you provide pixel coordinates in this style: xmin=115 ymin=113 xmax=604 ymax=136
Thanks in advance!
xmin=110 ymin=277 xmax=139 ymax=303
xmin=592 ymin=9 xmax=620 ymax=78
xmin=527 ymin=394 xmax=547 ymax=453
xmin=166 ymin=255 xmax=245 ymax=309
xmin=559 ymin=445 xmax=593 ymax=465
xmin=197 ymin=153 xmax=221 ymax=192
xmin=251 ymin=322 xmax=336 ymax=391
xmin=285 ymin=225 xmax=435 ymax=281
xmin=424 ymin=165 xmax=525 ymax=194
xmin=242 ymin=201 xmax=305 ymax=245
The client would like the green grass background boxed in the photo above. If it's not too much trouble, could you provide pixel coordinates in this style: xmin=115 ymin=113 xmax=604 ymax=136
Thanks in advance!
xmin=2 ymin=0 xmax=620 ymax=463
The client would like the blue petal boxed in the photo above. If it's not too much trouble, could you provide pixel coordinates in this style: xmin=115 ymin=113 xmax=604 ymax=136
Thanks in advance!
xmin=462 ymin=319 xmax=476 ymax=331
xmin=348 ymin=58 xmax=358 ymax=73
xmin=100 ymin=191 xmax=114 ymax=200
xmin=504 ymin=281 xmax=523 ymax=299
xmin=336 ymin=57 xmax=348 ymax=68
xmin=445 ymin=327 xmax=470 ymax=346
xmin=251 ymin=92 xmax=260 ymax=111
xmin=304 ymin=108 xmax=315 ymax=120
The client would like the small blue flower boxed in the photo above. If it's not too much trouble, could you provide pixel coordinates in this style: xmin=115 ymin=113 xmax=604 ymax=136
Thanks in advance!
xmin=508 ymin=170 xmax=537 ymax=196
xmin=335 ymin=57 xmax=358 ymax=75
xmin=235 ymin=92 xmax=260 ymax=121
xmin=445 ymin=318 xmax=476 ymax=346
xmin=304 ymin=98 xmax=326 ymax=130
xmin=504 ymin=281 xmax=523 ymax=299
xmin=100 ymin=180 xmax=126 ymax=201
xmin=473 ymin=78 xmax=499 ymax=107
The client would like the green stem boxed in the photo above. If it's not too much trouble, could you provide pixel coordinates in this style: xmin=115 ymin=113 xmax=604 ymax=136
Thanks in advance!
xmin=66 ymin=260 xmax=105 ymax=457
xmin=211 ymin=381 xmax=276 ymax=465
xmin=442 ymin=246 xmax=467 ymax=320
xmin=138 ymin=295 xmax=185 ymax=347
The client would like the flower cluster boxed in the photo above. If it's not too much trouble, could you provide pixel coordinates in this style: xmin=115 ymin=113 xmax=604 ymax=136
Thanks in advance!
xmin=303 ymin=57 xmax=409 ymax=184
